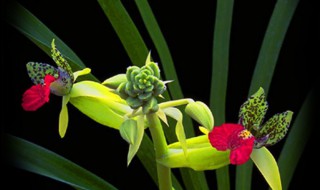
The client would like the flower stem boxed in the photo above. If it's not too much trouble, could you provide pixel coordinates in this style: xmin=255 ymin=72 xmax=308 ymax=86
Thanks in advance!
xmin=147 ymin=113 xmax=172 ymax=190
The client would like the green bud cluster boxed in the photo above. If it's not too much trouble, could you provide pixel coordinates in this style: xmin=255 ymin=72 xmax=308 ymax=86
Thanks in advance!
xmin=117 ymin=61 xmax=166 ymax=114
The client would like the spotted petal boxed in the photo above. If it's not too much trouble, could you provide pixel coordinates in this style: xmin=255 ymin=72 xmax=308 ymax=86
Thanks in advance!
xmin=239 ymin=87 xmax=268 ymax=131
xmin=258 ymin=111 xmax=293 ymax=147
xmin=26 ymin=62 xmax=59 ymax=85
xmin=51 ymin=39 xmax=74 ymax=81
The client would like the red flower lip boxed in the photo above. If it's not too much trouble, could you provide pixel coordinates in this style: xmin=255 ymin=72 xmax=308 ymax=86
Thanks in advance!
xmin=22 ymin=75 xmax=56 ymax=111
xmin=208 ymin=123 xmax=255 ymax=165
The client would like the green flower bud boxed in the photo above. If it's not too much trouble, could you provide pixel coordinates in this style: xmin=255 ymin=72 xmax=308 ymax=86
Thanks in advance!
xmin=185 ymin=101 xmax=214 ymax=130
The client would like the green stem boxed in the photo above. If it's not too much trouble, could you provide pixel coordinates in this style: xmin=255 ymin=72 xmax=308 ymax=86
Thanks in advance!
xmin=147 ymin=113 xmax=172 ymax=190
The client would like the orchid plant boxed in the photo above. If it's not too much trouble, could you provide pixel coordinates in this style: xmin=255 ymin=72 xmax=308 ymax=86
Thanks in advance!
xmin=18 ymin=38 xmax=293 ymax=190
xmin=4 ymin=0 xmax=315 ymax=190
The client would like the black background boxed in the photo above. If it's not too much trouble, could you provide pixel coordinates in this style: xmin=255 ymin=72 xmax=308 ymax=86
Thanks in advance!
xmin=2 ymin=0 xmax=318 ymax=189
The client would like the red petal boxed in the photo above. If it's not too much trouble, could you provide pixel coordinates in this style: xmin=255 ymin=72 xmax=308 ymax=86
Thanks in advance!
xmin=230 ymin=136 xmax=254 ymax=165
xmin=44 ymin=75 xmax=57 ymax=85
xmin=209 ymin=123 xmax=244 ymax=150
xmin=22 ymin=84 xmax=51 ymax=111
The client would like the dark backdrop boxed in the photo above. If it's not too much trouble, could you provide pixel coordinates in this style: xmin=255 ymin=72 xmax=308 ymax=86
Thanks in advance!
xmin=2 ymin=0 xmax=318 ymax=189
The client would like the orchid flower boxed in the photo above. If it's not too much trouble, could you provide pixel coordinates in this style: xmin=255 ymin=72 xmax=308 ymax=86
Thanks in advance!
xmin=22 ymin=39 xmax=131 ymax=138
xmin=208 ymin=87 xmax=293 ymax=165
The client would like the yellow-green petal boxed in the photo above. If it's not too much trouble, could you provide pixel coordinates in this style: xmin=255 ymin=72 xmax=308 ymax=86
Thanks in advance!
xmin=157 ymin=108 xmax=169 ymax=126
xmin=70 ymin=81 xmax=131 ymax=114
xmin=163 ymin=107 xmax=187 ymax=156
xmin=59 ymin=95 xmax=70 ymax=138
xmin=73 ymin=68 xmax=91 ymax=81
xmin=251 ymin=147 xmax=282 ymax=190
xmin=70 ymin=96 xmax=125 ymax=130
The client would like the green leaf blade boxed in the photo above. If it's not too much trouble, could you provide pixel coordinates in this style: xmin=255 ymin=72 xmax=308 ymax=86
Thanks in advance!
xmin=97 ymin=0 xmax=148 ymax=67
xmin=210 ymin=0 xmax=234 ymax=189
xmin=278 ymin=90 xmax=316 ymax=190
xmin=4 ymin=1 xmax=98 ymax=82
xmin=5 ymin=134 xmax=117 ymax=190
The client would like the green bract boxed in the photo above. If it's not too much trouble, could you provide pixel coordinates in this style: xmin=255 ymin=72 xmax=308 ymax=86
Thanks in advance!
xmin=117 ymin=52 xmax=166 ymax=114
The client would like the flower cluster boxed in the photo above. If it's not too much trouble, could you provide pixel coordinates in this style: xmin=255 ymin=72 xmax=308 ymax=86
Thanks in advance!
xmin=117 ymin=53 xmax=166 ymax=114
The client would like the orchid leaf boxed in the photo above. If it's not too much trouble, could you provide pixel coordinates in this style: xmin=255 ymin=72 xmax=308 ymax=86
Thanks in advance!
xmin=278 ymin=90 xmax=315 ymax=190
xmin=134 ymin=0 xmax=183 ymax=99
xmin=4 ymin=1 xmax=98 ymax=82
xmin=5 ymin=134 xmax=117 ymax=190
xmin=209 ymin=0 xmax=234 ymax=188
xmin=97 ymin=0 xmax=148 ymax=67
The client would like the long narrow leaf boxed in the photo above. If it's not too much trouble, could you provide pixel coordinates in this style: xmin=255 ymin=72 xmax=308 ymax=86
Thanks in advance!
xmin=236 ymin=0 xmax=300 ymax=189
xmin=248 ymin=0 xmax=300 ymax=96
xmin=210 ymin=0 xmax=234 ymax=189
xmin=4 ymin=1 xmax=98 ymax=82
xmin=134 ymin=2 xmax=209 ymax=189
xmin=97 ymin=0 xmax=148 ymax=67
xmin=278 ymin=89 xmax=315 ymax=190
xmin=134 ymin=0 xmax=183 ymax=100
xmin=5 ymin=134 xmax=117 ymax=190
xmin=133 ymin=0 xmax=198 ymax=142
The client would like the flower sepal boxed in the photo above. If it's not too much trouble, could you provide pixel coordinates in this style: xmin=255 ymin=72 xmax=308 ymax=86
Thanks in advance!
xmin=69 ymin=81 xmax=132 ymax=130
xmin=158 ymin=135 xmax=230 ymax=171
xmin=102 ymin=74 xmax=127 ymax=89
